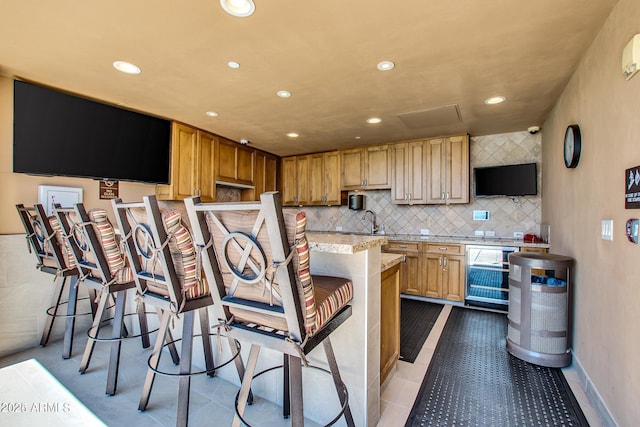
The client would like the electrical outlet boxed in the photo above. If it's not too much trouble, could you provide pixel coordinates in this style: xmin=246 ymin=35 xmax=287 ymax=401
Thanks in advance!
xmin=420 ymin=229 xmax=430 ymax=235
xmin=514 ymin=231 xmax=524 ymax=240
xmin=601 ymin=220 xmax=613 ymax=241
xmin=485 ymin=230 xmax=496 ymax=237
xmin=335 ymin=226 xmax=343 ymax=232
xmin=474 ymin=230 xmax=485 ymax=237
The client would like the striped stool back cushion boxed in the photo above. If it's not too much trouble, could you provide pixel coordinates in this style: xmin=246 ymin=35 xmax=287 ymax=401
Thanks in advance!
xmin=88 ymin=209 xmax=133 ymax=284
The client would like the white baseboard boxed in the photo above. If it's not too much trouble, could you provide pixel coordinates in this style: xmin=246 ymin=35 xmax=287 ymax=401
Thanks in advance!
xmin=570 ymin=354 xmax=618 ymax=427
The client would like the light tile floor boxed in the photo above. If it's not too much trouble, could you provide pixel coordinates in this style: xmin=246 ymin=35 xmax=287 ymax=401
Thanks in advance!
xmin=0 ymin=303 xmax=602 ymax=427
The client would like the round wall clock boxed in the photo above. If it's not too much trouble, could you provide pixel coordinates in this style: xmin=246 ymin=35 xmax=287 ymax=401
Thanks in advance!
xmin=564 ymin=124 xmax=582 ymax=168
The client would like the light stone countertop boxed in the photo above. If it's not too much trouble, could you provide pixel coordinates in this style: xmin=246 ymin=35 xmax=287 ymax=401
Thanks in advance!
xmin=382 ymin=233 xmax=550 ymax=249
xmin=381 ymin=253 xmax=403 ymax=272
xmin=306 ymin=232 xmax=388 ymax=254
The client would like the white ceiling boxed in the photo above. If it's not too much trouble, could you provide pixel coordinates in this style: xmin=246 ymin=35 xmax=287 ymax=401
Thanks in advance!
xmin=0 ymin=0 xmax=618 ymax=156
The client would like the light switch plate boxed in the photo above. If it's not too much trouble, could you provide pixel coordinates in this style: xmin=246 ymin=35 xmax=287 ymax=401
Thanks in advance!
xmin=420 ymin=229 xmax=430 ymax=235
xmin=485 ymin=230 xmax=496 ymax=237
xmin=601 ymin=220 xmax=613 ymax=241
xmin=474 ymin=230 xmax=485 ymax=237
xmin=335 ymin=226 xmax=343 ymax=232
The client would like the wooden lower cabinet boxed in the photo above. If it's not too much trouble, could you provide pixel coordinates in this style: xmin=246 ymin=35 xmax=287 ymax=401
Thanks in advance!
xmin=380 ymin=264 xmax=400 ymax=385
xmin=424 ymin=244 xmax=465 ymax=302
xmin=383 ymin=242 xmax=422 ymax=296
xmin=384 ymin=241 xmax=464 ymax=302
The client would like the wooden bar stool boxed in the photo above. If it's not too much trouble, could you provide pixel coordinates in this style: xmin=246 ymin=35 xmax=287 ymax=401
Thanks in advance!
xmin=185 ymin=192 xmax=355 ymax=427
xmin=15 ymin=203 xmax=95 ymax=359
xmin=112 ymin=195 xmax=247 ymax=427
xmin=53 ymin=203 xmax=153 ymax=395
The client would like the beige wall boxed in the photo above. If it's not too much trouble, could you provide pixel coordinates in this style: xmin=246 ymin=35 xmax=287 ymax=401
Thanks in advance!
xmin=542 ymin=0 xmax=640 ymax=425
xmin=0 ymin=75 xmax=158 ymax=234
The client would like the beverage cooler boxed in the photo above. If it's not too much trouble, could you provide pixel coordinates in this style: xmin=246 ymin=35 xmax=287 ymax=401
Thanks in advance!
xmin=465 ymin=245 xmax=518 ymax=311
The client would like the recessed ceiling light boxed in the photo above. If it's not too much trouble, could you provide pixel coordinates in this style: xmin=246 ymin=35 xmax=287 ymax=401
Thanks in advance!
xmin=205 ymin=111 xmax=219 ymax=117
xmin=377 ymin=61 xmax=395 ymax=71
xmin=286 ymin=132 xmax=299 ymax=138
xmin=484 ymin=96 xmax=506 ymax=105
xmin=228 ymin=61 xmax=240 ymax=69
xmin=355 ymin=136 xmax=361 ymax=140
xmin=113 ymin=61 xmax=141 ymax=75
xmin=366 ymin=117 xmax=382 ymax=124
xmin=220 ymin=0 xmax=255 ymax=17
xmin=277 ymin=90 xmax=291 ymax=98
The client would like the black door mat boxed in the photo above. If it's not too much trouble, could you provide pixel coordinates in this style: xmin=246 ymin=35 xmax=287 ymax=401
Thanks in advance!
xmin=400 ymin=298 xmax=443 ymax=363
xmin=405 ymin=307 xmax=589 ymax=426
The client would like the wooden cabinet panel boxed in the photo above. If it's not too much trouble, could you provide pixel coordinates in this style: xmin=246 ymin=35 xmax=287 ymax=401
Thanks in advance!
xmin=383 ymin=241 xmax=422 ymax=296
xmin=424 ymin=254 xmax=443 ymax=299
xmin=442 ymin=255 xmax=464 ymax=301
xmin=425 ymin=135 xmax=469 ymax=204
xmin=216 ymin=138 xmax=237 ymax=184
xmin=391 ymin=141 xmax=427 ymax=204
xmin=323 ymin=151 xmax=342 ymax=205
xmin=296 ymin=155 xmax=311 ymax=205
xmin=365 ymin=145 xmax=392 ymax=188
xmin=309 ymin=153 xmax=325 ymax=205
xmin=424 ymin=243 xmax=465 ymax=301
xmin=243 ymin=151 xmax=278 ymax=201
xmin=282 ymin=152 xmax=343 ymax=206
xmin=341 ymin=145 xmax=391 ymax=190
xmin=197 ymin=131 xmax=216 ymax=202
xmin=236 ymin=145 xmax=254 ymax=184
xmin=446 ymin=136 xmax=469 ymax=204
xmin=281 ymin=157 xmax=298 ymax=205
xmin=380 ymin=264 xmax=400 ymax=385
xmin=341 ymin=148 xmax=365 ymax=189
xmin=156 ymin=122 xmax=216 ymax=202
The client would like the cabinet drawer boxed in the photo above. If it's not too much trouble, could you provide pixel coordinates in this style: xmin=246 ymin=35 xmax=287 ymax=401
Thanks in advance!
xmin=426 ymin=243 xmax=464 ymax=254
xmin=384 ymin=241 xmax=421 ymax=253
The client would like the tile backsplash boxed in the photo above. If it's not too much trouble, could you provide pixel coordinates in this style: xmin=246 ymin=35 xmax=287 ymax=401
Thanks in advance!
xmin=302 ymin=131 xmax=542 ymax=238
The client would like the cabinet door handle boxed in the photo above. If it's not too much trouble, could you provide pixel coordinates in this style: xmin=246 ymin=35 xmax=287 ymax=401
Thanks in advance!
xmin=404 ymin=193 xmax=408 ymax=201
xmin=443 ymin=257 xmax=447 ymax=267
xmin=441 ymin=192 xmax=445 ymax=200
xmin=398 ymin=245 xmax=408 ymax=248
xmin=402 ymin=254 xmax=406 ymax=263
xmin=446 ymin=192 xmax=450 ymax=201
xmin=408 ymin=193 xmax=412 ymax=205
xmin=438 ymin=257 xmax=442 ymax=266
xmin=438 ymin=247 xmax=448 ymax=251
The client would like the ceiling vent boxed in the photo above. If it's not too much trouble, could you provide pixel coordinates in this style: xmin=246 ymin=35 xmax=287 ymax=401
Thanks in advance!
xmin=396 ymin=104 xmax=462 ymax=129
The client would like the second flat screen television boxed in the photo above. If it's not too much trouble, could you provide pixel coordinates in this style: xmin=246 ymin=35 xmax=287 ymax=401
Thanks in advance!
xmin=474 ymin=162 xmax=537 ymax=197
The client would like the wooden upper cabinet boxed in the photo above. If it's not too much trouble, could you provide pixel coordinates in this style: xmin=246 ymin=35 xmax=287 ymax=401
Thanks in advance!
xmin=341 ymin=145 xmax=391 ymax=190
xmin=391 ymin=141 xmax=427 ymax=205
xmin=281 ymin=151 xmax=342 ymax=206
xmin=280 ymin=154 xmax=311 ymax=206
xmin=215 ymin=138 xmax=254 ymax=187
xmin=243 ymin=151 xmax=278 ymax=201
xmin=281 ymin=156 xmax=299 ymax=205
xmin=197 ymin=131 xmax=217 ymax=202
xmin=156 ymin=122 xmax=216 ymax=202
xmin=425 ymin=135 xmax=469 ymax=204
xmin=323 ymin=151 xmax=342 ymax=205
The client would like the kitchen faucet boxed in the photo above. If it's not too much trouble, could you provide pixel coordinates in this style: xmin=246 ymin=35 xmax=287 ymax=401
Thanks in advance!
xmin=362 ymin=210 xmax=378 ymax=234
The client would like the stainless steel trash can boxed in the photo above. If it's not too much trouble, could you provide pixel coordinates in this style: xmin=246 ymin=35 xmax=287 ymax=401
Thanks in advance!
xmin=507 ymin=252 xmax=574 ymax=368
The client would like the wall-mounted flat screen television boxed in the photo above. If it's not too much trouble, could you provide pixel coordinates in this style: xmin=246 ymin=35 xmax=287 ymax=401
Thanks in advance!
xmin=13 ymin=80 xmax=172 ymax=184
xmin=473 ymin=162 xmax=538 ymax=197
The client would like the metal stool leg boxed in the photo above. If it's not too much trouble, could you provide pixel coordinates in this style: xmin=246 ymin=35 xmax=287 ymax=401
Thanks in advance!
xmin=289 ymin=355 xmax=304 ymax=427
xmin=80 ymin=290 xmax=110 ymax=373
xmin=177 ymin=310 xmax=195 ymax=427
xmin=283 ymin=354 xmax=290 ymax=418
xmin=232 ymin=344 xmax=261 ymax=427
xmin=139 ymin=309 xmax=172 ymax=411
xmin=198 ymin=308 xmax=215 ymax=377
xmin=137 ymin=299 xmax=151 ymax=349
xmin=323 ymin=338 xmax=355 ymax=427
xmin=41 ymin=275 xmax=66 ymax=347
xmin=106 ymin=290 xmax=127 ymax=395
xmin=62 ymin=276 xmax=80 ymax=359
